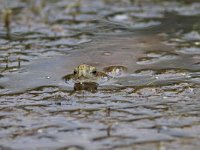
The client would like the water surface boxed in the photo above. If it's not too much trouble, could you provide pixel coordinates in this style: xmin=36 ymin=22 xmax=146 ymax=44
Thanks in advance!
xmin=0 ymin=0 xmax=200 ymax=150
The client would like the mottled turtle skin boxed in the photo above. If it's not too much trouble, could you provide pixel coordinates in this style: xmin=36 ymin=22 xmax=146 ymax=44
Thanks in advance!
xmin=73 ymin=64 xmax=109 ymax=82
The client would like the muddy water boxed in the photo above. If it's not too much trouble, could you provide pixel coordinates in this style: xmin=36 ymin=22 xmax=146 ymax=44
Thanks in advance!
xmin=0 ymin=0 xmax=200 ymax=150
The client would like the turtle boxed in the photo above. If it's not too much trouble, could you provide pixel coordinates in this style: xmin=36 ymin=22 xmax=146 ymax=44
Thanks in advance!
xmin=62 ymin=64 xmax=128 ymax=91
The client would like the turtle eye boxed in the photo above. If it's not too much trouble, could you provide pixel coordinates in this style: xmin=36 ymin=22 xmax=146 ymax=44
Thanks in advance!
xmin=92 ymin=70 xmax=97 ymax=75
xmin=74 ymin=70 xmax=77 ymax=75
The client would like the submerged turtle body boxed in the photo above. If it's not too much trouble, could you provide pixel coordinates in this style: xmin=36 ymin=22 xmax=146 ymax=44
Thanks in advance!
xmin=63 ymin=64 xmax=128 ymax=91
xmin=63 ymin=64 xmax=127 ymax=85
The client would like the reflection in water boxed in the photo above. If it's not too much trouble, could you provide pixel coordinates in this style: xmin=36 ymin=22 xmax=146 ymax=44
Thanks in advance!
xmin=0 ymin=0 xmax=200 ymax=150
xmin=74 ymin=82 xmax=98 ymax=92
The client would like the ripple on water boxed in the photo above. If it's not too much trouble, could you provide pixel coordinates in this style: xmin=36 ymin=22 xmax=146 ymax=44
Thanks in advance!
xmin=178 ymin=47 xmax=200 ymax=55
xmin=134 ymin=69 xmax=156 ymax=76
xmin=0 ymin=82 xmax=199 ymax=150
xmin=154 ymin=68 xmax=190 ymax=81
xmin=136 ymin=51 xmax=178 ymax=65
xmin=171 ymin=2 xmax=200 ymax=16
xmin=183 ymin=31 xmax=200 ymax=41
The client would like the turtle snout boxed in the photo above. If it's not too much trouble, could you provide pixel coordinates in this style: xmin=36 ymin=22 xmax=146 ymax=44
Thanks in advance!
xmin=77 ymin=69 xmax=90 ymax=78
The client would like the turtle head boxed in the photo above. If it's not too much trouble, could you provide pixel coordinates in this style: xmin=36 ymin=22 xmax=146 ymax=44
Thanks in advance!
xmin=73 ymin=64 xmax=97 ymax=79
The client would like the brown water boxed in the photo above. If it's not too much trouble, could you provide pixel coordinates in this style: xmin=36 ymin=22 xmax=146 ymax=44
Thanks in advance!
xmin=0 ymin=0 xmax=200 ymax=150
